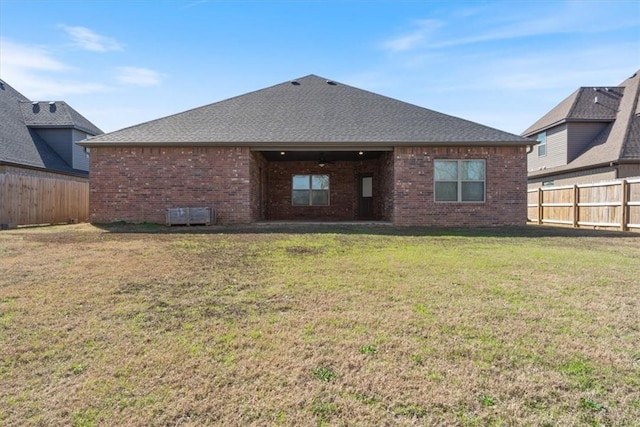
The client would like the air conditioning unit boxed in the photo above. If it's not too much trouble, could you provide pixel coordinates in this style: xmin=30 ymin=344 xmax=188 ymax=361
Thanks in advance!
xmin=166 ymin=207 xmax=215 ymax=226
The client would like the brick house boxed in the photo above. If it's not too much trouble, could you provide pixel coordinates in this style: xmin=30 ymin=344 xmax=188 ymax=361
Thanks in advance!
xmin=80 ymin=75 xmax=533 ymax=226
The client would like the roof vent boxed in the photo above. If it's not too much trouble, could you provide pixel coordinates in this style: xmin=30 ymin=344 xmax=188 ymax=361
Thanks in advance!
xmin=291 ymin=80 xmax=300 ymax=86
xmin=32 ymin=101 xmax=38 ymax=105
xmin=326 ymin=80 xmax=337 ymax=85
xmin=49 ymin=101 xmax=55 ymax=105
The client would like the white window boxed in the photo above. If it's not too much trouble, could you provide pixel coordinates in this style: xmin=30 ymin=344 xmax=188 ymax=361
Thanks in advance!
xmin=434 ymin=160 xmax=485 ymax=202
xmin=537 ymin=132 xmax=547 ymax=157
xmin=292 ymin=175 xmax=329 ymax=206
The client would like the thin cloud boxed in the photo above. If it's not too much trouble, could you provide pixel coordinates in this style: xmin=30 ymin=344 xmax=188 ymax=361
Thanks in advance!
xmin=0 ymin=38 xmax=69 ymax=72
xmin=1 ymin=65 xmax=109 ymax=99
xmin=0 ymin=38 xmax=109 ymax=98
xmin=60 ymin=25 xmax=123 ymax=52
xmin=16 ymin=77 xmax=110 ymax=99
xmin=382 ymin=1 xmax=640 ymax=52
xmin=430 ymin=15 xmax=637 ymax=50
xmin=116 ymin=67 xmax=165 ymax=86
xmin=381 ymin=19 xmax=442 ymax=52
xmin=420 ymin=43 xmax=637 ymax=94
xmin=364 ymin=37 xmax=638 ymax=134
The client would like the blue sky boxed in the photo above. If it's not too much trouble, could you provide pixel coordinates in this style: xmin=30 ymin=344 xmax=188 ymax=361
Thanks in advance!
xmin=1 ymin=0 xmax=638 ymax=135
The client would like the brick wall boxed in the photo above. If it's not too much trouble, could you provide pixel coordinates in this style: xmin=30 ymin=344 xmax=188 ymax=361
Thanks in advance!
xmin=393 ymin=146 xmax=528 ymax=226
xmin=265 ymin=158 xmax=383 ymax=221
xmin=250 ymin=152 xmax=268 ymax=221
xmin=378 ymin=151 xmax=395 ymax=222
xmin=89 ymin=145 xmax=527 ymax=226
xmin=89 ymin=146 xmax=253 ymax=224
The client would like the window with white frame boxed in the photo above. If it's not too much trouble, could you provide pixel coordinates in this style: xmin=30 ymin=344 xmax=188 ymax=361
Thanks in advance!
xmin=537 ymin=131 xmax=547 ymax=157
xmin=434 ymin=160 xmax=485 ymax=202
xmin=292 ymin=175 xmax=329 ymax=206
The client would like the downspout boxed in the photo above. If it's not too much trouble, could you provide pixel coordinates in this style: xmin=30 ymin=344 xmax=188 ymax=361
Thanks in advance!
xmin=610 ymin=161 xmax=619 ymax=179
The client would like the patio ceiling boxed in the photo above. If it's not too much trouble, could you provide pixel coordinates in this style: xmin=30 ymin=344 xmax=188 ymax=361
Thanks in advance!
xmin=259 ymin=150 xmax=384 ymax=162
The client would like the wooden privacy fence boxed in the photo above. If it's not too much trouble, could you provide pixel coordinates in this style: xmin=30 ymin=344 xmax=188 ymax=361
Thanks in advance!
xmin=0 ymin=173 xmax=89 ymax=228
xmin=527 ymin=178 xmax=640 ymax=232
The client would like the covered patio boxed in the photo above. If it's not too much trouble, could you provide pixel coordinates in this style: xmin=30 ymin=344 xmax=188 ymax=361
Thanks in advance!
xmin=252 ymin=149 xmax=394 ymax=222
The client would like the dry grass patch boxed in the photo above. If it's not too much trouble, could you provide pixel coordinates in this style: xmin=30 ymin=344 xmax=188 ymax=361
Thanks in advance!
xmin=0 ymin=223 xmax=639 ymax=426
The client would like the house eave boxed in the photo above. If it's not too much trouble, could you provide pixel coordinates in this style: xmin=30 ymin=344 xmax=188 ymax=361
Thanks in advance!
xmin=79 ymin=139 xmax=533 ymax=148
xmin=27 ymin=124 xmax=100 ymax=136
xmin=250 ymin=144 xmax=394 ymax=152
xmin=528 ymin=158 xmax=640 ymax=180
xmin=527 ymin=161 xmax=618 ymax=179
xmin=522 ymin=118 xmax=614 ymax=137
xmin=618 ymin=158 xmax=640 ymax=164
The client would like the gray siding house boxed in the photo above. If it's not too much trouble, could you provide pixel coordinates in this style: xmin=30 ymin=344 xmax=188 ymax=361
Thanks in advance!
xmin=523 ymin=70 xmax=640 ymax=188
xmin=0 ymin=79 xmax=103 ymax=227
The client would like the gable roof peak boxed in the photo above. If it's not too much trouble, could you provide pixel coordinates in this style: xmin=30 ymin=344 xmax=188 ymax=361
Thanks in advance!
xmin=19 ymin=99 xmax=103 ymax=135
xmin=287 ymin=74 xmax=342 ymax=86
xmin=522 ymin=84 xmax=627 ymax=136
xmin=83 ymin=74 xmax=530 ymax=146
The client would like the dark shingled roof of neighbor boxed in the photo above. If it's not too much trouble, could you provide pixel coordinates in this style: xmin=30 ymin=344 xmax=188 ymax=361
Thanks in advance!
xmin=20 ymin=101 xmax=103 ymax=136
xmin=524 ymin=70 xmax=640 ymax=178
xmin=81 ymin=74 xmax=532 ymax=147
xmin=0 ymin=79 xmax=102 ymax=174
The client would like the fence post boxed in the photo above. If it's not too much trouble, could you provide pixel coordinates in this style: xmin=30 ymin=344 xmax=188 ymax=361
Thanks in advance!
xmin=537 ymin=187 xmax=543 ymax=225
xmin=572 ymin=184 xmax=579 ymax=228
xmin=621 ymin=179 xmax=628 ymax=231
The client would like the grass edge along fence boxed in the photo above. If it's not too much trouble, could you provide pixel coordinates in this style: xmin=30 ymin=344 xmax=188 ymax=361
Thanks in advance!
xmin=528 ymin=177 xmax=640 ymax=232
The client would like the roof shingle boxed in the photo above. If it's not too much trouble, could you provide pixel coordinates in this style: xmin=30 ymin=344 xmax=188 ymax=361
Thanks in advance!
xmin=82 ymin=75 xmax=531 ymax=146
xmin=522 ymin=87 xmax=622 ymax=136
xmin=0 ymin=79 xmax=102 ymax=174
xmin=526 ymin=70 xmax=640 ymax=178
xmin=20 ymin=101 xmax=103 ymax=135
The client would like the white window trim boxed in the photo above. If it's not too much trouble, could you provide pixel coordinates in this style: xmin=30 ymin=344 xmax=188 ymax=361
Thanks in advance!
xmin=537 ymin=132 xmax=547 ymax=157
xmin=434 ymin=159 xmax=486 ymax=203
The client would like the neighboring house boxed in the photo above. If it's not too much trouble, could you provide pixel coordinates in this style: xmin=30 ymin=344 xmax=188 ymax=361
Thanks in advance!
xmin=523 ymin=70 xmax=640 ymax=188
xmin=0 ymin=79 xmax=103 ymax=227
xmin=79 ymin=74 xmax=532 ymax=227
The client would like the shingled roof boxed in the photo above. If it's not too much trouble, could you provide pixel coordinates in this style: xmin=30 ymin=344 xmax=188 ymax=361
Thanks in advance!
xmin=522 ymin=87 xmax=623 ymax=136
xmin=81 ymin=74 xmax=531 ymax=147
xmin=20 ymin=101 xmax=102 ymax=135
xmin=524 ymin=70 xmax=640 ymax=178
xmin=0 ymin=79 xmax=102 ymax=174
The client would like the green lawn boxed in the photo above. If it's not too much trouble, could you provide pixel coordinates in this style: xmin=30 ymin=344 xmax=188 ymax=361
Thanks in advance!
xmin=1 ymin=224 xmax=639 ymax=426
